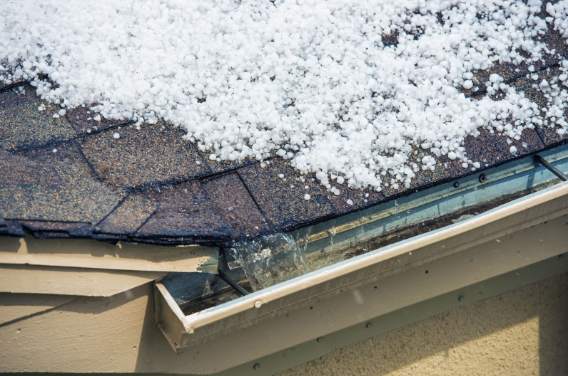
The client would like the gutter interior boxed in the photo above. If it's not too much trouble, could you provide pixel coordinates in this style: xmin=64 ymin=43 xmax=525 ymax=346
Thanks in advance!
xmin=163 ymin=146 xmax=568 ymax=315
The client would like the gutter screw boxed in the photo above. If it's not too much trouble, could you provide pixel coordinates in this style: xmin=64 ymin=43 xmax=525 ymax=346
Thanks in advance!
xmin=479 ymin=174 xmax=487 ymax=183
xmin=317 ymin=337 xmax=323 ymax=342
xmin=458 ymin=294 xmax=465 ymax=302
xmin=453 ymin=181 xmax=460 ymax=188
xmin=366 ymin=322 xmax=373 ymax=328
xmin=253 ymin=363 xmax=260 ymax=370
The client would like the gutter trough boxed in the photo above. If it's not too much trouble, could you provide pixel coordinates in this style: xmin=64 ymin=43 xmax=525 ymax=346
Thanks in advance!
xmin=154 ymin=143 xmax=568 ymax=373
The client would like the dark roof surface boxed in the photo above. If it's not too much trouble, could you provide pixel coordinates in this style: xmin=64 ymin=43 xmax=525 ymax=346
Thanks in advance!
xmin=1 ymin=7 xmax=567 ymax=246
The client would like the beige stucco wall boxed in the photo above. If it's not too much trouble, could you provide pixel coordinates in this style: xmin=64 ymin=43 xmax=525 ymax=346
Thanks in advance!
xmin=1 ymin=269 xmax=566 ymax=375
xmin=280 ymin=272 xmax=568 ymax=376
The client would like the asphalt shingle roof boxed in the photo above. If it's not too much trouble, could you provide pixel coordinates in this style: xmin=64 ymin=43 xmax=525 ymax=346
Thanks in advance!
xmin=1 ymin=4 xmax=567 ymax=246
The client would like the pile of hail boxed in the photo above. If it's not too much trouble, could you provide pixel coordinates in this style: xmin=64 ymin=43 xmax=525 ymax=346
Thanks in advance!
xmin=2 ymin=0 xmax=568 ymax=193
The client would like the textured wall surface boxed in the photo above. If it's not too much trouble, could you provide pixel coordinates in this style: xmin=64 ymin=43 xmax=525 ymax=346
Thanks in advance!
xmin=279 ymin=273 xmax=568 ymax=376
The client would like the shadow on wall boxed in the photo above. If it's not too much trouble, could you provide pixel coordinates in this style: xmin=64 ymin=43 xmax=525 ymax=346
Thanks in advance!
xmin=2 ymin=273 xmax=565 ymax=375
xmin=538 ymin=273 xmax=568 ymax=376
xmin=278 ymin=273 xmax=568 ymax=376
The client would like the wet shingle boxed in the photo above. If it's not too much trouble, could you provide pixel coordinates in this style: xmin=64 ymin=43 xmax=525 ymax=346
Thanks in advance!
xmin=539 ymin=29 xmax=568 ymax=61
xmin=508 ymin=66 xmax=568 ymax=146
xmin=463 ymin=128 xmax=544 ymax=169
xmin=202 ymin=173 xmax=271 ymax=239
xmin=328 ymin=185 xmax=384 ymax=214
xmin=238 ymin=159 xmax=335 ymax=230
xmin=169 ymin=120 xmax=256 ymax=175
xmin=94 ymin=194 xmax=158 ymax=235
xmin=462 ymin=14 xmax=566 ymax=99
xmin=65 ymin=106 xmax=129 ymax=135
xmin=378 ymin=150 xmax=454 ymax=199
xmin=202 ymin=155 xmax=256 ymax=174
xmin=0 ymin=220 xmax=25 ymax=237
xmin=464 ymin=59 xmax=559 ymax=98
xmin=0 ymin=86 xmax=76 ymax=151
xmin=0 ymin=142 xmax=126 ymax=224
xmin=80 ymin=122 xmax=211 ymax=188
xmin=536 ymin=1 xmax=568 ymax=60
xmin=20 ymin=220 xmax=92 ymax=237
xmin=0 ymin=149 xmax=61 ymax=186
xmin=135 ymin=180 xmax=232 ymax=240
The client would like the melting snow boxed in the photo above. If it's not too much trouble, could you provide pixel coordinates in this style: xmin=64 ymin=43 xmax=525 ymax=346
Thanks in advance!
xmin=1 ymin=0 xmax=568 ymax=191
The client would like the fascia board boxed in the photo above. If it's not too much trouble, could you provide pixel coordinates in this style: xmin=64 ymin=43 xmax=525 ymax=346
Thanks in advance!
xmin=0 ymin=236 xmax=218 ymax=273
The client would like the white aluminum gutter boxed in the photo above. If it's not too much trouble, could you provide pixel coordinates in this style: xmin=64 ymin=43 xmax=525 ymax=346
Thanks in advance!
xmin=155 ymin=176 xmax=568 ymax=366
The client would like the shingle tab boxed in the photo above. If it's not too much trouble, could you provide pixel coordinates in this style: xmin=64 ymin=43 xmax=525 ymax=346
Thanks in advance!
xmin=238 ymin=159 xmax=335 ymax=230
xmin=21 ymin=220 xmax=93 ymax=237
xmin=463 ymin=128 xmax=544 ymax=169
xmin=0 ymin=86 xmax=77 ymax=151
xmin=0 ymin=142 xmax=126 ymax=225
xmin=202 ymin=173 xmax=271 ymax=239
xmin=328 ymin=185 xmax=385 ymax=214
xmin=462 ymin=16 xmax=567 ymax=99
xmin=94 ymin=194 xmax=158 ymax=235
xmin=508 ymin=66 xmax=568 ymax=146
xmin=80 ymin=122 xmax=211 ymax=188
xmin=0 ymin=149 xmax=61 ymax=186
xmin=135 ymin=180 xmax=232 ymax=240
xmin=202 ymin=154 xmax=256 ymax=175
xmin=379 ymin=151 xmax=454 ymax=199
xmin=65 ymin=106 xmax=129 ymax=135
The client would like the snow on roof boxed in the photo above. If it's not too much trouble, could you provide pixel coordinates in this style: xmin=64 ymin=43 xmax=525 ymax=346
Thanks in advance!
xmin=2 ymin=0 xmax=568 ymax=192
xmin=0 ymin=0 xmax=567 ymax=243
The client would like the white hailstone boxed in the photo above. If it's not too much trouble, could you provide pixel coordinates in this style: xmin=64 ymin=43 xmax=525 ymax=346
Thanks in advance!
xmin=346 ymin=199 xmax=354 ymax=206
xmin=209 ymin=154 xmax=216 ymax=160
xmin=113 ymin=132 xmax=120 ymax=139
xmin=52 ymin=113 xmax=59 ymax=118
xmin=2 ymin=0 xmax=567 ymax=192
xmin=462 ymin=80 xmax=473 ymax=90
xmin=58 ymin=109 xmax=66 ymax=116
xmin=510 ymin=146 xmax=518 ymax=154
xmin=52 ymin=148 xmax=57 ymax=153
xmin=304 ymin=194 xmax=311 ymax=200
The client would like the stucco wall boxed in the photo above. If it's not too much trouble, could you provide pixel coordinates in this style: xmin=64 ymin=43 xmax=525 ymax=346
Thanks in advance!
xmin=279 ymin=272 xmax=568 ymax=376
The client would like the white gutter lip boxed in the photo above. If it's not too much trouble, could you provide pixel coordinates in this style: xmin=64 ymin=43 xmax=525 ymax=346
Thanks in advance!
xmin=181 ymin=180 xmax=568 ymax=329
